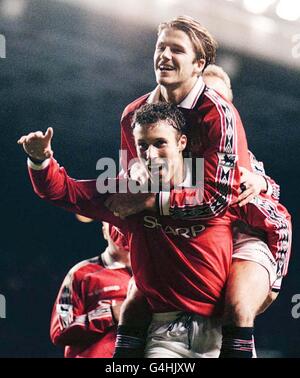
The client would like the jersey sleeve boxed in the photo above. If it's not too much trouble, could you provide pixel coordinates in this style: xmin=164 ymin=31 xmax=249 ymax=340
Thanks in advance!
xmin=120 ymin=115 xmax=137 ymax=175
xmin=158 ymin=97 xmax=250 ymax=220
xmin=248 ymin=150 xmax=280 ymax=202
xmin=119 ymin=95 xmax=149 ymax=175
xmin=50 ymin=269 xmax=115 ymax=346
xmin=27 ymin=157 xmax=126 ymax=230
xmin=236 ymin=196 xmax=292 ymax=292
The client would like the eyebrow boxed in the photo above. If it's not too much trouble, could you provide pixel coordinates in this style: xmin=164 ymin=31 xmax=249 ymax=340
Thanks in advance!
xmin=156 ymin=42 xmax=186 ymax=50
xmin=137 ymin=138 xmax=168 ymax=143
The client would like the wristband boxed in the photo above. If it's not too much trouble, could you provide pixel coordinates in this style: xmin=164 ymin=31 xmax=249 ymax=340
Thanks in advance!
xmin=27 ymin=155 xmax=46 ymax=165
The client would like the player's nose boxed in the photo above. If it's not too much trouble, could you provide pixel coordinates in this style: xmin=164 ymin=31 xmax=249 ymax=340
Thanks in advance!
xmin=160 ymin=46 xmax=172 ymax=60
xmin=146 ymin=145 xmax=158 ymax=160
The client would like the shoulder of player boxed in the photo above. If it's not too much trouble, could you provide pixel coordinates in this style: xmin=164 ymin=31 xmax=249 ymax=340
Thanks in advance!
xmin=200 ymin=87 xmax=239 ymax=119
xmin=66 ymin=256 xmax=104 ymax=282
xmin=121 ymin=93 xmax=150 ymax=122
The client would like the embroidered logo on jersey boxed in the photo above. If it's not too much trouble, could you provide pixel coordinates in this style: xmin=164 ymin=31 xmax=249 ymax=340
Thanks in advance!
xmin=143 ymin=215 xmax=205 ymax=238
xmin=217 ymin=152 xmax=237 ymax=169
xmin=56 ymin=304 xmax=73 ymax=328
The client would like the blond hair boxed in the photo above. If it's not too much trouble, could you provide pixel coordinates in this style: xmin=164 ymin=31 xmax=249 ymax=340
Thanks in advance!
xmin=203 ymin=64 xmax=233 ymax=101
xmin=158 ymin=16 xmax=218 ymax=70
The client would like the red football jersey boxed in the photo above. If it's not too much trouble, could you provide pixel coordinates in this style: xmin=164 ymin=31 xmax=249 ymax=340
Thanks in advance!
xmin=119 ymin=79 xmax=292 ymax=288
xmin=50 ymin=253 xmax=131 ymax=358
xmin=28 ymin=156 xmax=290 ymax=314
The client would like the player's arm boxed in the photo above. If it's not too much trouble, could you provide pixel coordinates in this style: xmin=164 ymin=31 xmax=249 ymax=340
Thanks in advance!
xmin=18 ymin=128 xmax=125 ymax=228
xmin=236 ymin=151 xmax=280 ymax=207
xmin=50 ymin=270 xmax=120 ymax=346
xmin=248 ymin=151 xmax=280 ymax=203
xmin=159 ymin=100 xmax=250 ymax=220
xmin=50 ymin=269 xmax=90 ymax=346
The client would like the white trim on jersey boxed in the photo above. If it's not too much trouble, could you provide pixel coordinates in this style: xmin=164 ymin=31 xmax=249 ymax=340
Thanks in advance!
xmin=27 ymin=157 xmax=50 ymax=170
xmin=147 ymin=77 xmax=206 ymax=109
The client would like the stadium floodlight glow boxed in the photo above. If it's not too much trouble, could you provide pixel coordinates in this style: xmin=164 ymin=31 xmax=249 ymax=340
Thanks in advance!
xmin=0 ymin=0 xmax=26 ymax=19
xmin=243 ymin=0 xmax=276 ymax=14
xmin=276 ymin=0 xmax=300 ymax=21
xmin=154 ymin=0 xmax=179 ymax=7
xmin=158 ymin=0 xmax=179 ymax=4
xmin=250 ymin=16 xmax=277 ymax=34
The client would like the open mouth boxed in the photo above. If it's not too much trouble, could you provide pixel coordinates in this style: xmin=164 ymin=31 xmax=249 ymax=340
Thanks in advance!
xmin=159 ymin=64 xmax=175 ymax=72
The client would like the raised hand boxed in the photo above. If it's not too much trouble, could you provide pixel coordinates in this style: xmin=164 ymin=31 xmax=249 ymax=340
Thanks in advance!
xmin=17 ymin=127 xmax=54 ymax=161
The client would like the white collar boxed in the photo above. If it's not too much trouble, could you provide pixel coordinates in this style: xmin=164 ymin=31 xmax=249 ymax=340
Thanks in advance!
xmin=147 ymin=76 xmax=205 ymax=109
xmin=101 ymin=247 xmax=127 ymax=270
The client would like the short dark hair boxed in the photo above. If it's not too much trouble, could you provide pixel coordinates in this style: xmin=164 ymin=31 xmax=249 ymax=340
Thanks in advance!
xmin=131 ymin=102 xmax=186 ymax=135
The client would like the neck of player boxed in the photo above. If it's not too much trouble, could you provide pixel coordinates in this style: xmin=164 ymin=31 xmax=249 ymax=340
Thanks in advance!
xmin=171 ymin=160 xmax=185 ymax=188
xmin=108 ymin=244 xmax=130 ymax=268
xmin=160 ymin=77 xmax=198 ymax=105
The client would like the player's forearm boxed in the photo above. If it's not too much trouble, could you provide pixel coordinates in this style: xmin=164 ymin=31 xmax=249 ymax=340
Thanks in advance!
xmin=263 ymin=175 xmax=280 ymax=202
xmin=51 ymin=309 xmax=115 ymax=346
xmin=50 ymin=313 xmax=88 ymax=346
xmin=159 ymin=158 xmax=241 ymax=220
xmin=87 ymin=305 xmax=116 ymax=334
xmin=248 ymin=150 xmax=280 ymax=201
xmin=28 ymin=157 xmax=70 ymax=200
xmin=28 ymin=157 xmax=125 ymax=227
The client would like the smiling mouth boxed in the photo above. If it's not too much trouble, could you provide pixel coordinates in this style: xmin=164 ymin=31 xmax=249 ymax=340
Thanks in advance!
xmin=159 ymin=64 xmax=175 ymax=72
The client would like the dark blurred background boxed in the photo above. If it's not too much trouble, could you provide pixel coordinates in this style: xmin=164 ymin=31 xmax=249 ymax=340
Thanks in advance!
xmin=0 ymin=0 xmax=299 ymax=357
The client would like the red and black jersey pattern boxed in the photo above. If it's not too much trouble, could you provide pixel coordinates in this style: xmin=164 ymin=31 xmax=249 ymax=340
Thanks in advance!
xmin=50 ymin=255 xmax=131 ymax=358
xmin=168 ymin=87 xmax=243 ymax=220
xmin=249 ymin=150 xmax=280 ymax=203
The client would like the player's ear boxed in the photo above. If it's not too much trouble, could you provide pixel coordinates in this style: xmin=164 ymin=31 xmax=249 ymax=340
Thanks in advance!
xmin=195 ymin=58 xmax=206 ymax=76
xmin=178 ymin=134 xmax=187 ymax=152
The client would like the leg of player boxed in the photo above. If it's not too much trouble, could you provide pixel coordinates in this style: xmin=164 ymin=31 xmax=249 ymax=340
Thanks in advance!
xmin=220 ymin=259 xmax=270 ymax=358
xmin=257 ymin=291 xmax=278 ymax=315
xmin=113 ymin=278 xmax=152 ymax=358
